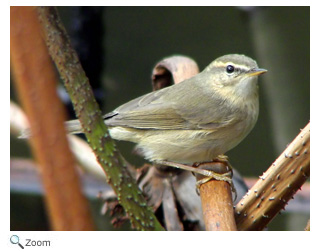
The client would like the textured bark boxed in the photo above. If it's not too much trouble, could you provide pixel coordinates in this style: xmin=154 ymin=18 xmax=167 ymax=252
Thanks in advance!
xmin=11 ymin=6 xmax=95 ymax=230
xmin=235 ymin=122 xmax=310 ymax=231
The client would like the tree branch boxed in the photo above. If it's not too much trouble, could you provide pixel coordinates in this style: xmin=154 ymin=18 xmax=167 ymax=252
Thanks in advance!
xmin=10 ymin=6 xmax=95 ymax=230
xmin=235 ymin=122 xmax=310 ymax=230
xmin=36 ymin=6 xmax=164 ymax=230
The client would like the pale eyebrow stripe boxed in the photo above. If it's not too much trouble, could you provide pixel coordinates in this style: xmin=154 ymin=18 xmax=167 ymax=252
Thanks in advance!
xmin=213 ymin=61 xmax=250 ymax=71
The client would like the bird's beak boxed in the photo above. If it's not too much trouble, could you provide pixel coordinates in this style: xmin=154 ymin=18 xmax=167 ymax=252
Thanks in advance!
xmin=247 ymin=68 xmax=268 ymax=77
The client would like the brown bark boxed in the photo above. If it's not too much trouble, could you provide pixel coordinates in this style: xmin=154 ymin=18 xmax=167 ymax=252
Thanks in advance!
xmin=199 ymin=180 xmax=237 ymax=231
xmin=235 ymin=122 xmax=310 ymax=231
xmin=11 ymin=6 xmax=95 ymax=230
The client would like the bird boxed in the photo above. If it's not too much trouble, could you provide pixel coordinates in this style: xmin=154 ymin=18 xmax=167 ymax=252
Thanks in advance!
xmin=67 ymin=54 xmax=267 ymax=170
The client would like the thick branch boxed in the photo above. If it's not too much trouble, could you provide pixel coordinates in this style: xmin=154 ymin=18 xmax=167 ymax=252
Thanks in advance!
xmin=10 ymin=6 xmax=95 ymax=230
xmin=196 ymin=162 xmax=237 ymax=231
xmin=199 ymin=180 xmax=237 ymax=230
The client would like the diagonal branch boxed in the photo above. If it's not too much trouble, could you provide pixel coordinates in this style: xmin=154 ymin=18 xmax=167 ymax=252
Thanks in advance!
xmin=10 ymin=6 xmax=95 ymax=230
xmin=235 ymin=122 xmax=310 ymax=230
xmin=36 ymin=6 xmax=164 ymax=231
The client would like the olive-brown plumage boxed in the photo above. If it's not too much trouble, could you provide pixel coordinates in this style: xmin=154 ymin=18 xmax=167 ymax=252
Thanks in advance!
xmin=66 ymin=54 xmax=267 ymax=164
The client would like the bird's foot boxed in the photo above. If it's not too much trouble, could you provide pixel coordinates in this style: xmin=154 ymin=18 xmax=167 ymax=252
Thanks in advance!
xmin=193 ymin=159 xmax=235 ymax=197
xmin=156 ymin=159 xmax=236 ymax=198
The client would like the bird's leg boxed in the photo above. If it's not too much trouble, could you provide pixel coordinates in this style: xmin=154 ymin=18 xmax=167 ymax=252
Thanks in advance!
xmin=156 ymin=156 xmax=235 ymax=194
xmin=156 ymin=160 xmax=220 ymax=178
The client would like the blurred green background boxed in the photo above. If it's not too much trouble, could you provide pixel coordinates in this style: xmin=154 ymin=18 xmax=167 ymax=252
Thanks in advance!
xmin=11 ymin=6 xmax=310 ymax=230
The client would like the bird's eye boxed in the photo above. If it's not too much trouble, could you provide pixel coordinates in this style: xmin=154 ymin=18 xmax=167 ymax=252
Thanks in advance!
xmin=226 ymin=65 xmax=235 ymax=74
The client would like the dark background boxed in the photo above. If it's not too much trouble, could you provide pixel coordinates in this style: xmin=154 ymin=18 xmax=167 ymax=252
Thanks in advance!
xmin=11 ymin=6 xmax=310 ymax=230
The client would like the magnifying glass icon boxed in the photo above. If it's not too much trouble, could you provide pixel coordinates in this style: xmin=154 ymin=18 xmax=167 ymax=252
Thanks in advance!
xmin=10 ymin=235 xmax=24 ymax=249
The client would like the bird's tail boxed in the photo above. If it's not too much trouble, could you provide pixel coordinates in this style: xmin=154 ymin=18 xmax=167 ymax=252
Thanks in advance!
xmin=19 ymin=119 xmax=83 ymax=139
xmin=64 ymin=119 xmax=83 ymax=134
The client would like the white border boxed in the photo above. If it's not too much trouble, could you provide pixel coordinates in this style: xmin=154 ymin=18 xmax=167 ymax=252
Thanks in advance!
xmin=4 ymin=1 xmax=317 ymax=251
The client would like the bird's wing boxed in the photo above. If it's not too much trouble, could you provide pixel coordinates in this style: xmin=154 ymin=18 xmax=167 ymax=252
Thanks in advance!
xmin=104 ymin=87 xmax=189 ymax=129
xmin=104 ymin=75 xmax=237 ymax=130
